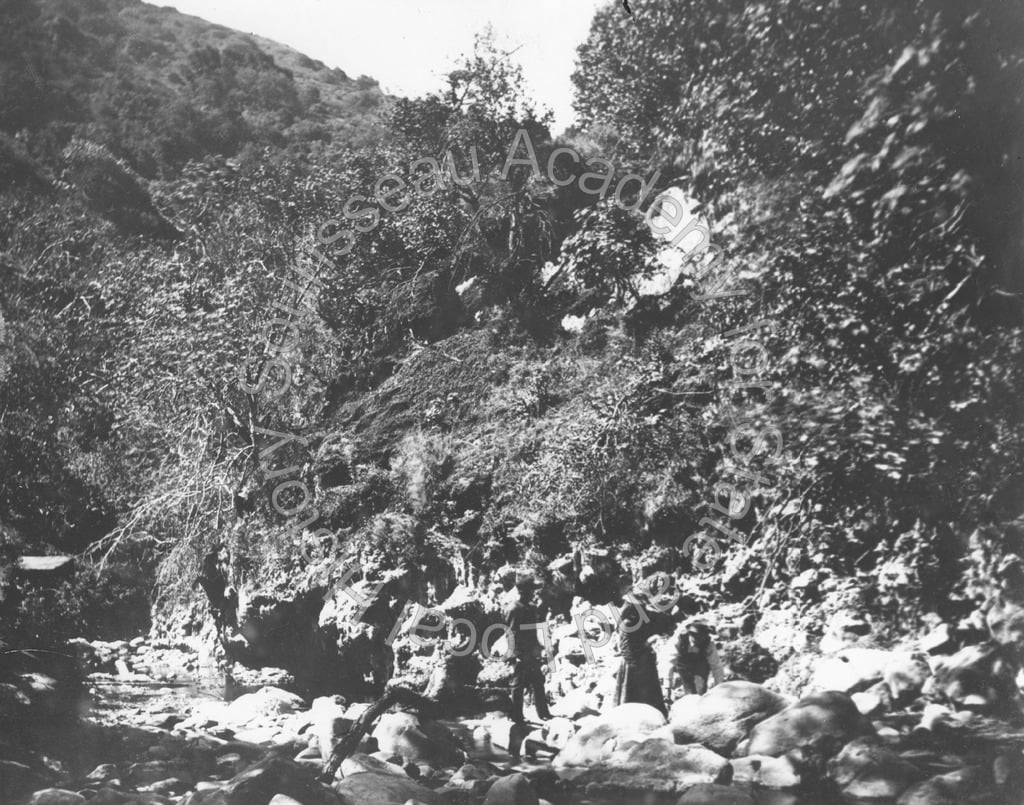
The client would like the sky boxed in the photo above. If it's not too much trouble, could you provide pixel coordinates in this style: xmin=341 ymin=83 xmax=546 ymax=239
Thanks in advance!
xmin=142 ymin=0 xmax=610 ymax=134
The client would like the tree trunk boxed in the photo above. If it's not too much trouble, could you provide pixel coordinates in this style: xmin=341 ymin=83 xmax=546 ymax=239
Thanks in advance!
xmin=319 ymin=685 xmax=434 ymax=783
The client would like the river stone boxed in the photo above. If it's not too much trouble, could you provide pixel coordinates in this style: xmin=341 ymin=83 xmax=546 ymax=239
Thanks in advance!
xmin=553 ymin=704 xmax=667 ymax=768
xmin=372 ymin=712 xmax=465 ymax=767
xmin=668 ymin=681 xmax=790 ymax=755
xmin=808 ymin=648 xmax=892 ymax=694
xmin=884 ymin=652 xmax=931 ymax=703
xmin=571 ymin=737 xmax=730 ymax=794
xmin=1 ymin=760 xmax=49 ymax=802
xmin=674 ymin=783 xmax=755 ymax=804
xmin=828 ymin=736 xmax=921 ymax=798
xmin=340 ymin=752 xmax=408 ymax=778
xmin=267 ymin=797 xmax=304 ymax=805
xmin=179 ymin=756 xmax=342 ymax=805
xmin=225 ymin=687 xmax=306 ymax=725
xmin=28 ymin=791 xmax=87 ymax=805
xmin=929 ymin=642 xmax=1019 ymax=713
xmin=86 ymin=764 xmax=121 ymax=782
xmin=743 ymin=691 xmax=874 ymax=757
xmin=310 ymin=695 xmax=352 ymax=762
xmin=333 ymin=770 xmax=437 ymax=804
xmin=127 ymin=760 xmax=193 ymax=785
xmin=482 ymin=773 xmax=539 ymax=805
xmin=730 ymin=755 xmax=801 ymax=788
xmin=897 ymin=766 xmax=984 ymax=804
xmin=851 ymin=681 xmax=892 ymax=716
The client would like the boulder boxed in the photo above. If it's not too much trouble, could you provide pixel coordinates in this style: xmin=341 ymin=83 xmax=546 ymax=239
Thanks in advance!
xmin=127 ymin=761 xmax=193 ymax=786
xmin=0 ymin=760 xmax=49 ymax=802
xmin=372 ymin=712 xmax=465 ymax=767
xmin=225 ymin=687 xmax=306 ymax=725
xmin=333 ymin=770 xmax=438 ymax=804
xmin=828 ymin=736 xmax=921 ymax=799
xmin=851 ymin=681 xmax=892 ymax=716
xmin=482 ymin=773 xmax=539 ymax=805
xmin=571 ymin=737 xmax=731 ymax=794
xmin=28 ymin=791 xmax=87 ymax=805
xmin=929 ymin=642 xmax=1021 ymax=714
xmin=730 ymin=755 xmax=801 ymax=788
xmin=808 ymin=648 xmax=891 ymax=694
xmin=920 ymin=624 xmax=956 ymax=655
xmin=819 ymin=611 xmax=872 ymax=654
xmin=743 ymin=691 xmax=874 ymax=757
xmin=179 ymin=756 xmax=342 ymax=805
xmin=884 ymin=652 xmax=931 ymax=703
xmin=668 ymin=681 xmax=790 ymax=754
xmin=340 ymin=753 xmax=407 ymax=778
xmin=553 ymin=704 xmax=667 ymax=768
xmin=674 ymin=784 xmax=755 ymax=804
xmin=310 ymin=696 xmax=352 ymax=762
xmin=897 ymin=767 xmax=984 ymax=805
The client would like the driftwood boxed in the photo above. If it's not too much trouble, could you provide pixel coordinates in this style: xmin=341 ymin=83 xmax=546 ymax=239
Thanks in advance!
xmin=319 ymin=684 xmax=434 ymax=783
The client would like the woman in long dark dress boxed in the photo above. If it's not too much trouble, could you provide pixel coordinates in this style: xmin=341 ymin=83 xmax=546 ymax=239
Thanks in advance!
xmin=613 ymin=591 xmax=666 ymax=715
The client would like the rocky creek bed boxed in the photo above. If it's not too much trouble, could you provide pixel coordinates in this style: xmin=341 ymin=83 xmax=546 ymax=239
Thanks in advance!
xmin=4 ymin=621 xmax=1024 ymax=805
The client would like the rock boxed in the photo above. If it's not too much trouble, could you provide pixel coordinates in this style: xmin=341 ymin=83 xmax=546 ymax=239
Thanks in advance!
xmin=180 ymin=756 xmax=342 ymax=805
xmin=267 ymin=797 xmax=305 ymax=805
xmin=717 ymin=637 xmax=779 ymax=683
xmin=340 ymin=753 xmax=408 ymax=778
xmin=743 ymin=691 xmax=874 ymax=757
xmin=540 ymin=716 xmax=576 ymax=748
xmin=446 ymin=762 xmax=500 ymax=789
xmin=674 ymin=783 xmax=755 ymax=804
xmin=225 ymin=687 xmax=306 ymax=725
xmin=828 ymin=736 xmax=921 ymax=798
xmin=127 ymin=761 xmax=193 ymax=786
xmin=372 ymin=712 xmax=464 ymax=767
xmin=993 ymin=748 xmax=1024 ymax=785
xmin=920 ymin=624 xmax=956 ymax=655
xmin=897 ymin=766 xmax=984 ymax=804
xmin=310 ymin=695 xmax=352 ymax=762
xmin=819 ymin=611 xmax=872 ymax=654
xmin=730 ymin=755 xmax=801 ymax=788
xmin=86 ymin=764 xmax=121 ymax=782
xmin=929 ymin=642 xmax=1021 ymax=714
xmin=884 ymin=652 xmax=931 ymax=703
xmin=808 ymin=648 xmax=891 ymax=694
xmin=333 ymin=770 xmax=438 ymax=804
xmin=851 ymin=681 xmax=892 ymax=716
xmin=28 ymin=791 xmax=87 ymax=805
xmin=554 ymin=704 xmax=667 ymax=768
xmin=572 ymin=737 xmax=731 ymax=794
xmin=668 ymin=681 xmax=790 ymax=755
xmin=482 ymin=773 xmax=538 ymax=805
xmin=548 ymin=689 xmax=598 ymax=720
xmin=0 ymin=760 xmax=49 ymax=802
xmin=145 ymin=778 xmax=191 ymax=796
xmin=753 ymin=610 xmax=812 ymax=659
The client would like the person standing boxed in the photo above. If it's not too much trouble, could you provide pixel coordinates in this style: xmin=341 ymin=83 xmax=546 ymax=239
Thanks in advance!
xmin=506 ymin=575 xmax=552 ymax=723
xmin=613 ymin=587 xmax=667 ymax=715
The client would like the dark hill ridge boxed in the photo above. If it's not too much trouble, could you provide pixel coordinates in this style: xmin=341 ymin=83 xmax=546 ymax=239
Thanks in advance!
xmin=2 ymin=0 xmax=386 ymax=176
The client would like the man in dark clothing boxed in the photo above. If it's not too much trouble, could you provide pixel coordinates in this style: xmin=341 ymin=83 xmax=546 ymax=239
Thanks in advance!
xmin=613 ymin=588 xmax=666 ymax=715
xmin=197 ymin=544 xmax=237 ymax=629
xmin=507 ymin=576 xmax=552 ymax=723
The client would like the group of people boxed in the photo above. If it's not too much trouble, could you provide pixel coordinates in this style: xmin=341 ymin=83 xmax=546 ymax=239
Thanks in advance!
xmin=507 ymin=574 xmax=724 ymax=723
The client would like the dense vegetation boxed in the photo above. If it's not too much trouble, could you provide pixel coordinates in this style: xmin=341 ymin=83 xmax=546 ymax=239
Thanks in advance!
xmin=0 ymin=0 xmax=1021 ymax=666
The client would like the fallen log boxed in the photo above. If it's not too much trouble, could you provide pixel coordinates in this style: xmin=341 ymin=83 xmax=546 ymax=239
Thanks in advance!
xmin=319 ymin=684 xmax=434 ymax=783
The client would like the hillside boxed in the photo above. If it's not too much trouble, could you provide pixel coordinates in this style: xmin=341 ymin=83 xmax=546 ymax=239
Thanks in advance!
xmin=1 ymin=2 xmax=1024 ymax=802
xmin=2 ymin=0 xmax=385 ymax=176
